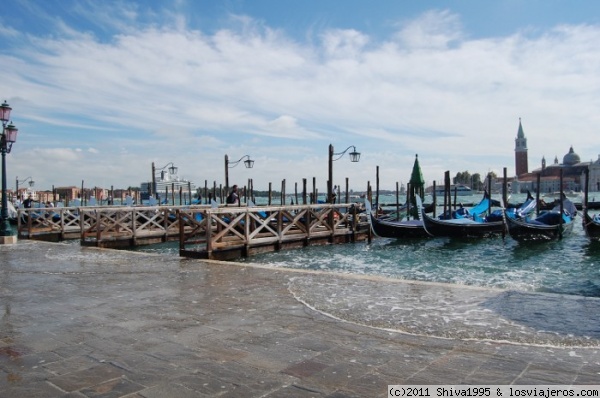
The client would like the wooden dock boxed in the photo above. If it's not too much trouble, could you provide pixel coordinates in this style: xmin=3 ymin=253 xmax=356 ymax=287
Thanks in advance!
xmin=17 ymin=203 xmax=371 ymax=260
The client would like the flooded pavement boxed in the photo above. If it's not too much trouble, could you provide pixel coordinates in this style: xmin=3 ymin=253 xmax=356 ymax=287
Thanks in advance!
xmin=0 ymin=241 xmax=599 ymax=397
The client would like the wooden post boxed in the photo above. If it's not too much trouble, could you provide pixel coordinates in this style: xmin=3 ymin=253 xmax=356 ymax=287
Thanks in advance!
xmin=302 ymin=178 xmax=307 ymax=205
xmin=312 ymin=177 xmax=316 ymax=204
xmin=328 ymin=144 xmax=333 ymax=205
xmin=295 ymin=182 xmax=299 ymax=206
xmin=502 ymin=167 xmax=508 ymax=210
xmin=443 ymin=171 xmax=450 ymax=217
xmin=268 ymin=182 xmax=272 ymax=206
xmin=345 ymin=177 xmax=349 ymax=204
xmin=584 ymin=167 xmax=590 ymax=213
xmin=204 ymin=180 xmax=208 ymax=204
xmin=536 ymin=173 xmax=541 ymax=216
xmin=247 ymin=178 xmax=251 ymax=202
xmin=375 ymin=166 xmax=380 ymax=211
xmin=432 ymin=181 xmax=437 ymax=218
xmin=396 ymin=182 xmax=400 ymax=221
xmin=367 ymin=181 xmax=372 ymax=243
xmin=406 ymin=183 xmax=411 ymax=220
xmin=281 ymin=179 xmax=286 ymax=205
xmin=559 ymin=168 xmax=564 ymax=239
xmin=453 ymin=186 xmax=457 ymax=209
xmin=487 ymin=174 xmax=492 ymax=214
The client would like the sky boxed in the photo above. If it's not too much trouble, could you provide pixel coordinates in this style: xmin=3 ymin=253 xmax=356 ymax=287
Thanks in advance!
xmin=2 ymin=0 xmax=600 ymax=193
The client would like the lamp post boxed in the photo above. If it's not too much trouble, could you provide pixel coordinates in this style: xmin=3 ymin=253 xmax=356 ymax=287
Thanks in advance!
xmin=1 ymin=101 xmax=19 ymax=239
xmin=16 ymin=176 xmax=34 ymax=200
xmin=151 ymin=162 xmax=177 ymax=198
xmin=224 ymin=154 xmax=254 ymax=194
xmin=327 ymin=144 xmax=360 ymax=203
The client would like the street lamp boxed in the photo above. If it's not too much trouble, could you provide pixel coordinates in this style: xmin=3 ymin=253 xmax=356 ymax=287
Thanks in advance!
xmin=16 ymin=176 xmax=34 ymax=199
xmin=224 ymin=154 xmax=254 ymax=194
xmin=1 ymin=101 xmax=19 ymax=239
xmin=151 ymin=162 xmax=177 ymax=197
xmin=328 ymin=144 xmax=360 ymax=203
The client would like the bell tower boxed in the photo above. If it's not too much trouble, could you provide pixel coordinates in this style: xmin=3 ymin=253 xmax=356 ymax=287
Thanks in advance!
xmin=515 ymin=118 xmax=528 ymax=177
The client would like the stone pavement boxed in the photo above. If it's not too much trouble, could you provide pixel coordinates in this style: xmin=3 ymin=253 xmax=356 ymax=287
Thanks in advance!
xmin=0 ymin=240 xmax=598 ymax=397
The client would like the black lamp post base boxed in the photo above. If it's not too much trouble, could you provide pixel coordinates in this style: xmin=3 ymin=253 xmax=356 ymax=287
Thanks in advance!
xmin=0 ymin=218 xmax=15 ymax=236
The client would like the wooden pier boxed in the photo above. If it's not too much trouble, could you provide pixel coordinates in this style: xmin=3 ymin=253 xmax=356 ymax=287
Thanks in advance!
xmin=17 ymin=203 xmax=371 ymax=260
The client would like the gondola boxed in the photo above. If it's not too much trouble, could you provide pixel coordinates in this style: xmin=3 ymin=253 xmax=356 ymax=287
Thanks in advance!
xmin=418 ymin=193 xmax=506 ymax=239
xmin=503 ymin=192 xmax=576 ymax=242
xmin=365 ymin=199 xmax=429 ymax=239
xmin=582 ymin=210 xmax=600 ymax=241
xmin=581 ymin=168 xmax=600 ymax=241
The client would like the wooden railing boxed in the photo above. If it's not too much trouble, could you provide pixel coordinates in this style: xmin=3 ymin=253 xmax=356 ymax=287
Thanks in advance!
xmin=17 ymin=205 xmax=209 ymax=244
xmin=18 ymin=206 xmax=85 ymax=240
xmin=16 ymin=202 xmax=370 ymax=257
xmin=178 ymin=203 xmax=369 ymax=259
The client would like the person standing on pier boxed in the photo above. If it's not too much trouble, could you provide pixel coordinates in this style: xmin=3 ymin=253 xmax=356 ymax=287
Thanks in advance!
xmin=226 ymin=185 xmax=239 ymax=205
xmin=23 ymin=195 xmax=35 ymax=208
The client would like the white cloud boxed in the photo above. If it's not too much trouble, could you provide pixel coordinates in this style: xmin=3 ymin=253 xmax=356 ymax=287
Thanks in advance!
xmin=394 ymin=9 xmax=464 ymax=49
xmin=3 ymin=6 xmax=600 ymax=191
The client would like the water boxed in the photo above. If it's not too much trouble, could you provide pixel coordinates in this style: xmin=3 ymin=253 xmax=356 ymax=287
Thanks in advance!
xmin=135 ymin=192 xmax=600 ymax=298
xmin=131 ymin=192 xmax=600 ymax=345
xmin=237 ymin=226 xmax=600 ymax=298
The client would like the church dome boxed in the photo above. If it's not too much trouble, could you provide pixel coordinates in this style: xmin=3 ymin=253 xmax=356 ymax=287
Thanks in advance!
xmin=563 ymin=146 xmax=580 ymax=166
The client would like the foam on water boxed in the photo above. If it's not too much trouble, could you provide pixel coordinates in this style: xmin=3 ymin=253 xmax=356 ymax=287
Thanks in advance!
xmin=243 ymin=224 xmax=600 ymax=298
xmin=285 ymin=272 xmax=600 ymax=347
xmin=129 ymin=194 xmax=600 ymax=345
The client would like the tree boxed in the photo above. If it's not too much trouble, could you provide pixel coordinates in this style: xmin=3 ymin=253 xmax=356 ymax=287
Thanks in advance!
xmin=472 ymin=173 xmax=482 ymax=191
xmin=453 ymin=171 xmax=471 ymax=185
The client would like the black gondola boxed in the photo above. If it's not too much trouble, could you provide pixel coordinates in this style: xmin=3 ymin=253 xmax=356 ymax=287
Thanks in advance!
xmin=365 ymin=200 xmax=429 ymax=239
xmin=582 ymin=210 xmax=600 ymax=241
xmin=421 ymin=212 xmax=505 ymax=238
xmin=504 ymin=210 xmax=575 ymax=241
xmin=581 ymin=167 xmax=600 ymax=241
xmin=419 ymin=194 xmax=505 ymax=239
xmin=504 ymin=173 xmax=576 ymax=241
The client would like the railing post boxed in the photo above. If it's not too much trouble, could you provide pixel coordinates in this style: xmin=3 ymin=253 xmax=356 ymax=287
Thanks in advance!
xmin=178 ymin=210 xmax=184 ymax=252
xmin=132 ymin=208 xmax=137 ymax=245
xmin=96 ymin=210 xmax=101 ymax=243
xmin=244 ymin=208 xmax=250 ymax=257
xmin=79 ymin=209 xmax=84 ymax=243
xmin=208 ymin=211 xmax=215 ymax=258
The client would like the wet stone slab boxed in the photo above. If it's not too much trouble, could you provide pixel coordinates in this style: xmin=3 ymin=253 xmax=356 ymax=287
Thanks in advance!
xmin=0 ymin=241 xmax=599 ymax=397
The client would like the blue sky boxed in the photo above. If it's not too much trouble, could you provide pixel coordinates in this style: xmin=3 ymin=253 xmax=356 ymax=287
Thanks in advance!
xmin=2 ymin=0 xmax=600 ymax=192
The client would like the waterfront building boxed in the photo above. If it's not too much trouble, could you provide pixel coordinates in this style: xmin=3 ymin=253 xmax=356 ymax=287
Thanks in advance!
xmin=514 ymin=118 xmax=528 ymax=177
xmin=511 ymin=120 xmax=600 ymax=193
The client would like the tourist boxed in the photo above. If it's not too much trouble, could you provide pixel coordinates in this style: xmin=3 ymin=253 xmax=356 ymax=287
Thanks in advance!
xmin=23 ymin=195 xmax=35 ymax=208
xmin=226 ymin=185 xmax=239 ymax=205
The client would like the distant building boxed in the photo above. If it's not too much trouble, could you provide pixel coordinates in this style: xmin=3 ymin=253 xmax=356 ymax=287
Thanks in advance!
xmin=514 ymin=118 xmax=528 ymax=177
xmin=511 ymin=120 xmax=599 ymax=192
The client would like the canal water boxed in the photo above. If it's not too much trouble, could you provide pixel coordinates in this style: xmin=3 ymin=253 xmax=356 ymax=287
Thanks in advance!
xmin=132 ymin=192 xmax=600 ymax=345
xmin=136 ymin=193 xmax=600 ymax=298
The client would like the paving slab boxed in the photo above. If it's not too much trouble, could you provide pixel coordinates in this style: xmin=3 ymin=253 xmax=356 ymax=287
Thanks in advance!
xmin=0 ymin=240 xmax=599 ymax=397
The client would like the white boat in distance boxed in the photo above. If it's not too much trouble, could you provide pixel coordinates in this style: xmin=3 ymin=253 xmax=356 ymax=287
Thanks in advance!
xmin=140 ymin=167 xmax=196 ymax=202
xmin=432 ymin=184 xmax=474 ymax=197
